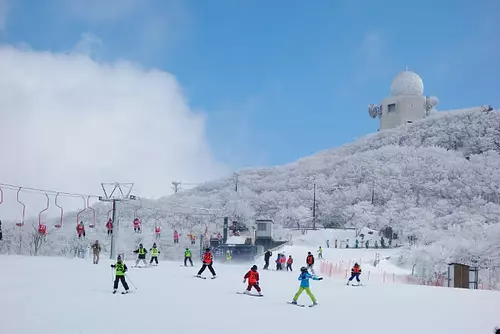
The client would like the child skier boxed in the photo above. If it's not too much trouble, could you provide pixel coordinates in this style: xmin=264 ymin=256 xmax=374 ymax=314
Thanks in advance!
xmin=150 ymin=243 xmax=160 ymax=266
xmin=290 ymin=266 xmax=322 ymax=306
xmin=133 ymin=244 xmax=148 ymax=267
xmin=196 ymin=248 xmax=216 ymax=278
xmin=306 ymin=252 xmax=315 ymax=274
xmin=110 ymin=255 xmax=130 ymax=294
xmin=347 ymin=262 xmax=362 ymax=285
xmin=184 ymin=247 xmax=193 ymax=266
xmin=286 ymin=255 xmax=293 ymax=271
xmin=243 ymin=265 xmax=262 ymax=295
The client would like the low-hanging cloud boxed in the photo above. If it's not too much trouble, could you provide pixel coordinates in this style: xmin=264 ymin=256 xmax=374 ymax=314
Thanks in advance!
xmin=0 ymin=44 xmax=229 ymax=218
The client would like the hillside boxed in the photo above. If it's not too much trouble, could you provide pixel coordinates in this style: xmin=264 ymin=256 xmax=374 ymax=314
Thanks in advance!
xmin=1 ymin=107 xmax=499 ymax=286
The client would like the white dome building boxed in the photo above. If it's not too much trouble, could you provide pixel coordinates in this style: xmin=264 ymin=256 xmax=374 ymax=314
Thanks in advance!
xmin=368 ymin=69 xmax=438 ymax=130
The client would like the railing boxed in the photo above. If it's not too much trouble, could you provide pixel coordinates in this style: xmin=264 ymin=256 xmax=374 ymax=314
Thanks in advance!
xmin=319 ymin=260 xmax=446 ymax=286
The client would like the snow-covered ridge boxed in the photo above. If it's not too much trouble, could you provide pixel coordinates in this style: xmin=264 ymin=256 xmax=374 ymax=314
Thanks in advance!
xmin=1 ymin=108 xmax=499 ymax=288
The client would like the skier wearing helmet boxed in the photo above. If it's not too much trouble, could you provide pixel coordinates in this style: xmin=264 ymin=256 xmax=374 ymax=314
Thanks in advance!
xmin=110 ymin=255 xmax=130 ymax=294
xmin=347 ymin=262 xmax=362 ymax=285
xmin=242 ymin=265 xmax=262 ymax=296
xmin=290 ymin=266 xmax=322 ymax=306
xmin=133 ymin=244 xmax=148 ymax=267
xmin=196 ymin=248 xmax=216 ymax=278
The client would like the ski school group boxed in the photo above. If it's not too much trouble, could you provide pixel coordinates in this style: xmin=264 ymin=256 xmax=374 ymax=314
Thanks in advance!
xmin=109 ymin=244 xmax=363 ymax=307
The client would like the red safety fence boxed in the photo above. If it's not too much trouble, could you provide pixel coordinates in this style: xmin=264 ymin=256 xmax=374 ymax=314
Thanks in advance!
xmin=319 ymin=260 xmax=446 ymax=287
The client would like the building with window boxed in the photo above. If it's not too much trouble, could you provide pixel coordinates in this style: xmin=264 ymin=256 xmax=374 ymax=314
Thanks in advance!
xmin=368 ymin=69 xmax=439 ymax=130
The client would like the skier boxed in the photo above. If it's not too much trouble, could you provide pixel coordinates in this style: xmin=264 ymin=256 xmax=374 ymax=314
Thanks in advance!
xmin=173 ymin=230 xmax=179 ymax=244
xmin=184 ymin=247 xmax=193 ymax=266
xmin=155 ymin=226 xmax=161 ymax=239
xmin=286 ymin=255 xmax=293 ymax=271
xmin=150 ymin=243 xmax=160 ymax=266
xmin=196 ymin=248 xmax=216 ymax=278
xmin=306 ymin=252 xmax=315 ymax=275
xmin=263 ymin=249 xmax=272 ymax=270
xmin=290 ymin=266 xmax=322 ymax=306
xmin=243 ymin=265 xmax=262 ymax=296
xmin=347 ymin=262 xmax=362 ymax=285
xmin=106 ymin=218 xmax=113 ymax=235
xmin=133 ymin=244 xmax=148 ymax=267
xmin=317 ymin=246 xmax=323 ymax=259
xmin=91 ymin=240 xmax=101 ymax=264
xmin=276 ymin=253 xmax=282 ymax=270
xmin=76 ymin=221 xmax=85 ymax=238
xmin=226 ymin=250 xmax=232 ymax=262
xmin=110 ymin=255 xmax=130 ymax=294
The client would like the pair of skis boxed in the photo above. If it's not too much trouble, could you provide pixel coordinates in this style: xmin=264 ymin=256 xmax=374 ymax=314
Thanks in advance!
xmin=287 ymin=302 xmax=317 ymax=307
xmin=194 ymin=275 xmax=217 ymax=280
xmin=236 ymin=292 xmax=263 ymax=297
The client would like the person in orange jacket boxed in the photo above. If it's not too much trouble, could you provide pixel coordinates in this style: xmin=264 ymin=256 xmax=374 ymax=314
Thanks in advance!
xmin=286 ymin=255 xmax=293 ymax=271
xmin=306 ymin=252 xmax=315 ymax=275
xmin=242 ymin=265 xmax=262 ymax=295
xmin=196 ymin=248 xmax=217 ymax=278
xmin=347 ymin=262 xmax=362 ymax=285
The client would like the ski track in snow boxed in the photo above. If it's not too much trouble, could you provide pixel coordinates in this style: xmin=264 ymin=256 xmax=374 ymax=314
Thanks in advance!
xmin=1 ymin=247 xmax=499 ymax=334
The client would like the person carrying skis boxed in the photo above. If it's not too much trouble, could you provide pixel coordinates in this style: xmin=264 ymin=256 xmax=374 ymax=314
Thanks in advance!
xmin=306 ymin=252 xmax=315 ymax=274
xmin=347 ymin=262 xmax=362 ymax=285
xmin=196 ymin=248 xmax=216 ymax=278
xmin=184 ymin=247 xmax=193 ymax=266
xmin=111 ymin=255 xmax=130 ymax=294
xmin=243 ymin=265 xmax=262 ymax=296
xmin=286 ymin=255 xmax=293 ymax=271
xmin=290 ymin=266 xmax=322 ymax=306
xmin=91 ymin=240 xmax=101 ymax=264
xmin=133 ymin=244 xmax=148 ymax=267
xmin=150 ymin=243 xmax=160 ymax=266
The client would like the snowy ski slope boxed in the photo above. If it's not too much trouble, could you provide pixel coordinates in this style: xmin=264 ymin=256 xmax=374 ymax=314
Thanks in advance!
xmin=2 ymin=246 xmax=499 ymax=334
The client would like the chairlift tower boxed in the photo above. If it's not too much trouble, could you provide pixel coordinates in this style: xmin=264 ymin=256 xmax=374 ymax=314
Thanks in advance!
xmin=98 ymin=183 xmax=136 ymax=259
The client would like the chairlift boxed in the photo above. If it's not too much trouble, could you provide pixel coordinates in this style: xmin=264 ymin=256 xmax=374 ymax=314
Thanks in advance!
xmin=54 ymin=192 xmax=64 ymax=228
xmin=87 ymin=196 xmax=96 ymax=228
xmin=38 ymin=193 xmax=49 ymax=235
xmin=15 ymin=187 xmax=25 ymax=227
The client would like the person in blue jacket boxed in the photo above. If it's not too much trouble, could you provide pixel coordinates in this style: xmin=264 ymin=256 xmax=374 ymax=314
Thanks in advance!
xmin=291 ymin=266 xmax=322 ymax=305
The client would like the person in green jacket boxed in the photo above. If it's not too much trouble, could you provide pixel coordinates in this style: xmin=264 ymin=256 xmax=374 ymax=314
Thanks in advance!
xmin=110 ymin=255 xmax=130 ymax=294
xmin=184 ymin=247 xmax=193 ymax=266
xmin=150 ymin=243 xmax=160 ymax=266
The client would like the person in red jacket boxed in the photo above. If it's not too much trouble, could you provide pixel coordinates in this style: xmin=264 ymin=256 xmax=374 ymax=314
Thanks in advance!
xmin=196 ymin=248 xmax=216 ymax=278
xmin=286 ymin=255 xmax=293 ymax=271
xmin=76 ymin=222 xmax=85 ymax=238
xmin=306 ymin=252 xmax=315 ymax=275
xmin=243 ymin=265 xmax=262 ymax=295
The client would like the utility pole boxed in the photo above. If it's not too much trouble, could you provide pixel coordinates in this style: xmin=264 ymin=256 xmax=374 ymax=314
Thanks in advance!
xmin=312 ymin=183 xmax=316 ymax=230
xmin=99 ymin=183 xmax=136 ymax=260
xmin=234 ymin=173 xmax=239 ymax=192
xmin=172 ymin=181 xmax=181 ymax=194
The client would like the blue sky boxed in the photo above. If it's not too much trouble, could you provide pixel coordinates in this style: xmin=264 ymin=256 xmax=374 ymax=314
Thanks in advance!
xmin=1 ymin=0 xmax=499 ymax=169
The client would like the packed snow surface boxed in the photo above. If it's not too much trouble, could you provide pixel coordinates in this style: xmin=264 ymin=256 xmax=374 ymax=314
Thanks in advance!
xmin=1 ymin=253 xmax=499 ymax=334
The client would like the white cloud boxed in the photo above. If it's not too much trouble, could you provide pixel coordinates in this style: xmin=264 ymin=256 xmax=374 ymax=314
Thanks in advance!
xmin=72 ymin=33 xmax=103 ymax=56
xmin=0 ymin=45 xmax=229 ymax=218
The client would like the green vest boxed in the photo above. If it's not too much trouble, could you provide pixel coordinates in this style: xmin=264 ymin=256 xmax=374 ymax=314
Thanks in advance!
xmin=185 ymin=249 xmax=192 ymax=257
xmin=151 ymin=248 xmax=159 ymax=256
xmin=115 ymin=262 xmax=125 ymax=276
xmin=139 ymin=248 xmax=145 ymax=255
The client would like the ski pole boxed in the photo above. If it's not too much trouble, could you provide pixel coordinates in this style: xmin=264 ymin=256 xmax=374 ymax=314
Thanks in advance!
xmin=126 ymin=274 xmax=138 ymax=290
xmin=111 ymin=268 xmax=115 ymax=284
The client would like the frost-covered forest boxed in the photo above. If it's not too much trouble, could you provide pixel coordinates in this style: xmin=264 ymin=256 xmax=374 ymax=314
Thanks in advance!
xmin=1 ymin=107 xmax=499 ymax=286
